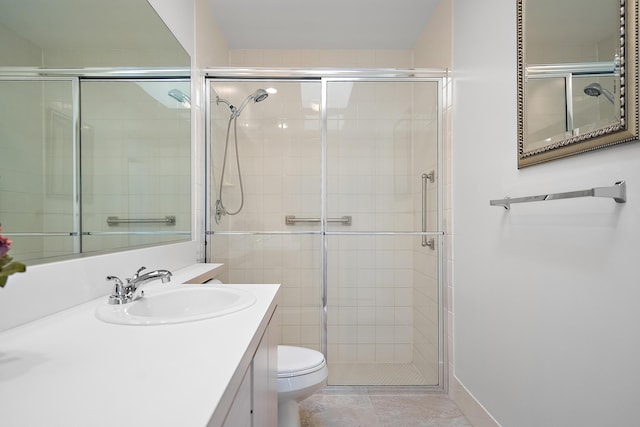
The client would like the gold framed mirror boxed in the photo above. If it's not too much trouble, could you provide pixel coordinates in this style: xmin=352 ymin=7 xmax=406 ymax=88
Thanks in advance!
xmin=517 ymin=0 xmax=639 ymax=168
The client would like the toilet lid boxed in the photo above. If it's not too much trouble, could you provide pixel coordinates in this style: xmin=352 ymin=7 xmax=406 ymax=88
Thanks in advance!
xmin=277 ymin=345 xmax=326 ymax=378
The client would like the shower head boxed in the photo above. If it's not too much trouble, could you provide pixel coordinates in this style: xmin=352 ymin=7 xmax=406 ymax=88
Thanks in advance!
xmin=233 ymin=89 xmax=270 ymax=118
xmin=252 ymin=89 xmax=269 ymax=103
xmin=168 ymin=89 xmax=191 ymax=107
xmin=216 ymin=89 xmax=270 ymax=118
xmin=584 ymin=83 xmax=614 ymax=104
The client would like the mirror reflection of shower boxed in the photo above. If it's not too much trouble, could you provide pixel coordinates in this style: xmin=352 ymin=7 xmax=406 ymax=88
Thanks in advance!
xmin=584 ymin=82 xmax=614 ymax=104
xmin=214 ymin=88 xmax=271 ymax=224
xmin=168 ymin=88 xmax=191 ymax=107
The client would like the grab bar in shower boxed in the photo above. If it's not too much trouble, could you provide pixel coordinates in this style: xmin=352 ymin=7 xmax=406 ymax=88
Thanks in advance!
xmin=422 ymin=171 xmax=435 ymax=250
xmin=107 ymin=216 xmax=176 ymax=226
xmin=489 ymin=181 xmax=626 ymax=210
xmin=285 ymin=215 xmax=352 ymax=226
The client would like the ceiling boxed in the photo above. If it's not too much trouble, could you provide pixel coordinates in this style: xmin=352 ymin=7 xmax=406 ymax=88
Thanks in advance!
xmin=208 ymin=0 xmax=441 ymax=50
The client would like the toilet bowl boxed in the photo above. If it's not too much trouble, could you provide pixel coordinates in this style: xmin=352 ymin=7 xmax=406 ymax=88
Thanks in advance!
xmin=277 ymin=345 xmax=328 ymax=427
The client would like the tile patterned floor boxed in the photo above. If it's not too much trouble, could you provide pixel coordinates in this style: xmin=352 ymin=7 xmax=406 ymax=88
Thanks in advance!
xmin=299 ymin=388 xmax=472 ymax=427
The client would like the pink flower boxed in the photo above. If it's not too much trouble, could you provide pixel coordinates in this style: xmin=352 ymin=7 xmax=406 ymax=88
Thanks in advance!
xmin=0 ymin=225 xmax=25 ymax=287
xmin=0 ymin=229 xmax=11 ymax=258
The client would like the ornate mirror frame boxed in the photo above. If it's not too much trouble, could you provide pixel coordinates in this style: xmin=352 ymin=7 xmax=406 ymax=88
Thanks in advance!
xmin=517 ymin=0 xmax=639 ymax=168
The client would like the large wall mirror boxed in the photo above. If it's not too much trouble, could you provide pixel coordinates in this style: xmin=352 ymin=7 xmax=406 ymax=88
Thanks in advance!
xmin=0 ymin=0 xmax=191 ymax=265
xmin=518 ymin=0 xmax=639 ymax=167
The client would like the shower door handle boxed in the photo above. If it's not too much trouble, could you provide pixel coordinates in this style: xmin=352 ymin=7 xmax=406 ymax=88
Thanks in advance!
xmin=422 ymin=172 xmax=435 ymax=250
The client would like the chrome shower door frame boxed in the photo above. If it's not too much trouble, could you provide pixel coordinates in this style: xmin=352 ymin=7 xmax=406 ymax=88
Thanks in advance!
xmin=204 ymin=68 xmax=447 ymax=391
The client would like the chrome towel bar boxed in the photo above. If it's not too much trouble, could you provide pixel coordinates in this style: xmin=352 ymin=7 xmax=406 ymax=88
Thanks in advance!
xmin=285 ymin=215 xmax=352 ymax=225
xmin=107 ymin=216 xmax=176 ymax=226
xmin=490 ymin=181 xmax=626 ymax=210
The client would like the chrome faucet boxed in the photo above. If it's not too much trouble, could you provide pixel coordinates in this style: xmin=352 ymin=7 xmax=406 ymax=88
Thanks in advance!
xmin=106 ymin=266 xmax=172 ymax=305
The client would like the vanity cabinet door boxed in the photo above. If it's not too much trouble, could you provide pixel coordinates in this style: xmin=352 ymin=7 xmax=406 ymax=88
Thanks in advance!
xmin=221 ymin=308 xmax=278 ymax=427
xmin=252 ymin=312 xmax=278 ymax=426
xmin=222 ymin=366 xmax=252 ymax=426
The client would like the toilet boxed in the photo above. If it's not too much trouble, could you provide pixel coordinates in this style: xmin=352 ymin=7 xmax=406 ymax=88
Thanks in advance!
xmin=277 ymin=345 xmax=328 ymax=427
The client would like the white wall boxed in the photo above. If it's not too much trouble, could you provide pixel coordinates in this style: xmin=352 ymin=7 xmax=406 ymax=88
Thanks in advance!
xmin=229 ymin=49 xmax=413 ymax=68
xmin=148 ymin=0 xmax=195 ymax=56
xmin=452 ymin=1 xmax=640 ymax=426
xmin=414 ymin=0 xmax=452 ymax=69
xmin=0 ymin=23 xmax=41 ymax=66
xmin=195 ymin=0 xmax=229 ymax=68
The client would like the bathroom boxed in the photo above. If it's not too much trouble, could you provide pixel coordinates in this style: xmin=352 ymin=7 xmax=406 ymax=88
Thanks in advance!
xmin=1 ymin=0 xmax=639 ymax=426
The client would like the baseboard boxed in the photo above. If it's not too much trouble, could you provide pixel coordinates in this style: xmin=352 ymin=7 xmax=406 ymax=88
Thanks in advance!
xmin=451 ymin=376 xmax=501 ymax=427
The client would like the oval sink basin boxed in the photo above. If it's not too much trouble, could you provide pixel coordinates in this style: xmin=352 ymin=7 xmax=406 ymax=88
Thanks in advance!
xmin=95 ymin=285 xmax=257 ymax=325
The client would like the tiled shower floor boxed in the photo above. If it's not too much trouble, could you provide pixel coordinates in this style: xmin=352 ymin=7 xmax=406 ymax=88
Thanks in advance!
xmin=300 ymin=388 xmax=472 ymax=427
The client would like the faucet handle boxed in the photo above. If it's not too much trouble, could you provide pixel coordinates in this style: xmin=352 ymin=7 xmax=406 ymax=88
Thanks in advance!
xmin=132 ymin=266 xmax=147 ymax=280
xmin=106 ymin=275 xmax=127 ymax=305
xmin=106 ymin=275 xmax=123 ymax=288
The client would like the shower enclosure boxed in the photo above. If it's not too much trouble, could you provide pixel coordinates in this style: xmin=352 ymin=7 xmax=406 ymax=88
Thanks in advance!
xmin=206 ymin=70 xmax=444 ymax=388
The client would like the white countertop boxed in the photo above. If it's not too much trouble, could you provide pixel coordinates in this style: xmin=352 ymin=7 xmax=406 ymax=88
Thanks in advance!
xmin=0 ymin=264 xmax=279 ymax=427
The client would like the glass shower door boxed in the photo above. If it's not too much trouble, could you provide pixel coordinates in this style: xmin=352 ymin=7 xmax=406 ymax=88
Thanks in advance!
xmin=80 ymin=79 xmax=191 ymax=253
xmin=0 ymin=78 xmax=78 ymax=261
xmin=324 ymin=79 xmax=442 ymax=386
xmin=207 ymin=79 xmax=325 ymax=352
xmin=205 ymin=74 xmax=444 ymax=388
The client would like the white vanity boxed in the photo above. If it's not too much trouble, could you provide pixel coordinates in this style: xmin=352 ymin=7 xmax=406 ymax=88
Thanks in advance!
xmin=0 ymin=264 xmax=279 ymax=427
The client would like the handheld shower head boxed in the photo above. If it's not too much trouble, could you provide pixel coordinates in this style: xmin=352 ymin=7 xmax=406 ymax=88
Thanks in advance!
xmin=252 ymin=89 xmax=269 ymax=103
xmin=584 ymin=83 xmax=614 ymax=104
xmin=216 ymin=89 xmax=270 ymax=119
xmin=168 ymin=89 xmax=191 ymax=107
xmin=233 ymin=89 xmax=270 ymax=118
xmin=214 ymin=88 xmax=271 ymax=223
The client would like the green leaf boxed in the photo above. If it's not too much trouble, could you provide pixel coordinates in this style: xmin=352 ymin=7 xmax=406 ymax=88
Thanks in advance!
xmin=0 ymin=256 xmax=26 ymax=287
xmin=0 ymin=255 xmax=10 ymax=269
xmin=0 ymin=261 xmax=26 ymax=278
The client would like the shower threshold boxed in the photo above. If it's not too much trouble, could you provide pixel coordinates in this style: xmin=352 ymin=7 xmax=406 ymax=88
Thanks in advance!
xmin=327 ymin=362 xmax=435 ymax=386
